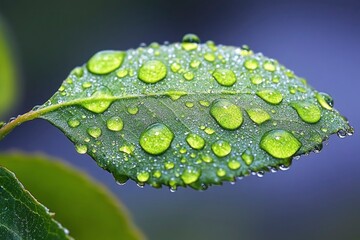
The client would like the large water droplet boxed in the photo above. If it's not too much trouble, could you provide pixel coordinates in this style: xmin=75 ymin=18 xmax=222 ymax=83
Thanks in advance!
xmin=87 ymin=51 xmax=125 ymax=75
xmin=137 ymin=172 xmax=150 ymax=182
xmin=81 ymin=87 xmax=114 ymax=113
xmin=106 ymin=116 xmax=124 ymax=131
xmin=181 ymin=167 xmax=201 ymax=184
xmin=246 ymin=108 xmax=271 ymax=125
xmin=211 ymin=140 xmax=232 ymax=157
xmin=87 ymin=126 xmax=102 ymax=138
xmin=186 ymin=133 xmax=205 ymax=150
xmin=210 ymin=99 xmax=243 ymax=130
xmin=244 ymin=59 xmax=259 ymax=70
xmin=75 ymin=144 xmax=88 ymax=154
xmin=260 ymin=130 xmax=301 ymax=159
xmin=139 ymin=123 xmax=174 ymax=155
xmin=241 ymin=149 xmax=254 ymax=165
xmin=316 ymin=92 xmax=333 ymax=110
xmin=291 ymin=101 xmax=321 ymax=123
xmin=212 ymin=69 xmax=237 ymax=87
xmin=256 ymin=89 xmax=283 ymax=105
xmin=181 ymin=33 xmax=200 ymax=51
xmin=138 ymin=60 xmax=167 ymax=84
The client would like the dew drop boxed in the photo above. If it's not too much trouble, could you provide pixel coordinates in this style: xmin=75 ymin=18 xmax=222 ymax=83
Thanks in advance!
xmin=75 ymin=144 xmax=87 ymax=154
xmin=210 ymin=99 xmax=243 ymax=130
xmin=116 ymin=69 xmax=128 ymax=78
xmin=137 ymin=172 xmax=150 ymax=182
xmin=119 ymin=144 xmax=135 ymax=155
xmin=291 ymin=101 xmax=321 ymax=123
xmin=337 ymin=130 xmax=347 ymax=138
xmin=186 ymin=133 xmax=205 ymax=150
xmin=72 ymin=67 xmax=84 ymax=78
xmin=204 ymin=53 xmax=216 ymax=62
xmin=185 ymin=102 xmax=194 ymax=108
xmin=241 ymin=149 xmax=254 ymax=166
xmin=153 ymin=170 xmax=162 ymax=178
xmin=87 ymin=51 xmax=125 ymax=75
xmin=199 ymin=100 xmax=210 ymax=107
xmin=82 ymin=82 xmax=92 ymax=89
xmin=250 ymin=75 xmax=263 ymax=85
xmin=216 ymin=168 xmax=226 ymax=177
xmin=87 ymin=126 xmax=102 ymax=138
xmin=190 ymin=59 xmax=201 ymax=69
xmin=316 ymin=92 xmax=334 ymax=110
xmin=228 ymin=159 xmax=241 ymax=170
xmin=246 ymin=108 xmax=271 ymax=125
xmin=183 ymin=71 xmax=194 ymax=81
xmin=164 ymin=162 xmax=175 ymax=170
xmin=81 ymin=87 xmax=114 ymax=113
xmin=181 ymin=167 xmax=201 ymax=184
xmin=139 ymin=123 xmax=174 ymax=155
xmin=204 ymin=127 xmax=215 ymax=135
xmin=256 ymin=89 xmax=283 ymax=105
xmin=138 ymin=60 xmax=167 ymax=84
xmin=201 ymin=154 xmax=213 ymax=163
xmin=106 ymin=116 xmax=123 ymax=131
xmin=212 ymin=69 xmax=237 ymax=87
xmin=181 ymin=33 xmax=200 ymax=51
xmin=244 ymin=59 xmax=259 ymax=70
xmin=67 ymin=118 xmax=80 ymax=128
xmin=211 ymin=140 xmax=231 ymax=157
xmin=127 ymin=106 xmax=139 ymax=115
xmin=170 ymin=62 xmax=181 ymax=73
xmin=58 ymin=85 xmax=65 ymax=92
xmin=260 ymin=130 xmax=301 ymax=159
xmin=263 ymin=61 xmax=276 ymax=72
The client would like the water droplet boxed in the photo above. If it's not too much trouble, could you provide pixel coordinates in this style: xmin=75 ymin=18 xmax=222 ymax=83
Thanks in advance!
xmin=291 ymin=101 xmax=321 ymax=123
xmin=316 ymin=92 xmax=334 ymax=110
xmin=153 ymin=170 xmax=162 ymax=178
xmin=75 ymin=144 xmax=87 ymax=154
xmin=138 ymin=60 xmax=167 ymax=84
xmin=137 ymin=172 xmax=150 ymax=182
xmin=211 ymin=140 xmax=231 ymax=157
xmin=181 ymin=167 xmax=201 ymax=184
xmin=250 ymin=75 xmax=263 ymax=85
xmin=263 ymin=61 xmax=276 ymax=72
xmin=139 ymin=123 xmax=174 ymax=155
xmin=288 ymin=86 xmax=297 ymax=94
xmin=183 ymin=71 xmax=194 ymax=81
xmin=190 ymin=59 xmax=201 ymax=69
xmin=67 ymin=118 xmax=80 ymax=128
xmin=204 ymin=127 xmax=215 ymax=135
xmin=212 ymin=69 xmax=237 ymax=87
xmin=87 ymin=126 xmax=102 ymax=138
xmin=228 ymin=159 xmax=241 ymax=170
xmin=186 ymin=133 xmax=205 ymax=150
xmin=210 ymin=99 xmax=243 ymax=130
xmin=256 ymin=89 xmax=283 ymax=105
xmin=204 ymin=53 xmax=215 ymax=62
xmin=106 ymin=116 xmax=123 ymax=131
xmin=165 ymin=162 xmax=175 ymax=170
xmin=199 ymin=100 xmax=210 ymax=107
xmin=119 ymin=144 xmax=135 ymax=155
xmin=246 ymin=108 xmax=271 ymax=125
xmin=116 ymin=69 xmax=128 ymax=78
xmin=244 ymin=59 xmax=259 ymax=70
xmin=166 ymin=90 xmax=187 ymax=100
xmin=201 ymin=154 xmax=213 ymax=163
xmin=185 ymin=102 xmax=194 ymax=108
xmin=260 ymin=130 xmax=301 ymax=159
xmin=82 ymin=82 xmax=92 ymax=89
xmin=127 ymin=106 xmax=139 ymax=115
xmin=241 ymin=149 xmax=254 ymax=165
xmin=272 ymin=75 xmax=280 ymax=83
xmin=72 ymin=67 xmax=84 ymax=78
xmin=181 ymin=33 xmax=200 ymax=51
xmin=170 ymin=62 xmax=181 ymax=73
xmin=256 ymin=171 xmax=265 ymax=178
xmin=81 ymin=87 xmax=114 ymax=113
xmin=58 ymin=85 xmax=65 ymax=92
xmin=337 ymin=129 xmax=347 ymax=138
xmin=216 ymin=168 xmax=226 ymax=177
xmin=87 ymin=51 xmax=125 ymax=75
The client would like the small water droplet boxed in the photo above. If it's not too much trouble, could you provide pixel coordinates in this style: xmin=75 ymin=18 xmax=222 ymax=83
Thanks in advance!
xmin=199 ymin=100 xmax=210 ymax=107
xmin=186 ymin=133 xmax=205 ymax=150
xmin=279 ymin=165 xmax=290 ymax=171
xmin=58 ymin=85 xmax=65 ymax=92
xmin=139 ymin=123 xmax=174 ymax=155
xmin=250 ymin=75 xmax=263 ymax=85
xmin=127 ymin=106 xmax=139 ymax=115
xmin=170 ymin=62 xmax=181 ymax=73
xmin=181 ymin=167 xmax=201 ymax=184
xmin=119 ymin=144 xmax=135 ymax=155
xmin=212 ymin=69 xmax=237 ymax=87
xmin=260 ymin=130 xmax=301 ymax=159
xmin=204 ymin=127 xmax=215 ymax=135
xmin=106 ymin=116 xmax=123 ymax=131
xmin=337 ymin=129 xmax=347 ymax=138
xmin=87 ymin=51 xmax=125 ymax=75
xmin=164 ymin=162 xmax=175 ymax=170
xmin=228 ymin=159 xmax=241 ymax=170
xmin=246 ymin=108 xmax=271 ymax=125
xmin=201 ymin=154 xmax=213 ymax=163
xmin=211 ymin=140 xmax=231 ymax=157
xmin=67 ymin=118 xmax=80 ymax=128
xmin=72 ymin=67 xmax=84 ymax=78
xmin=87 ymin=126 xmax=102 ymax=138
xmin=82 ymin=82 xmax=92 ymax=89
xmin=263 ymin=61 xmax=276 ymax=72
xmin=316 ymin=92 xmax=334 ymax=110
xmin=256 ymin=171 xmax=265 ymax=178
xmin=181 ymin=33 xmax=200 ymax=51
xmin=210 ymin=99 xmax=243 ymax=130
xmin=138 ymin=60 xmax=167 ymax=84
xmin=81 ymin=87 xmax=114 ymax=113
xmin=137 ymin=172 xmax=150 ymax=182
xmin=256 ymin=89 xmax=283 ymax=105
xmin=75 ymin=144 xmax=87 ymax=154
xmin=216 ymin=168 xmax=226 ymax=177
xmin=291 ymin=101 xmax=321 ymax=124
xmin=244 ymin=59 xmax=259 ymax=70
xmin=241 ymin=149 xmax=254 ymax=166
xmin=116 ymin=69 xmax=128 ymax=78
xmin=204 ymin=53 xmax=215 ymax=62
xmin=153 ymin=170 xmax=162 ymax=178
xmin=183 ymin=71 xmax=194 ymax=81
xmin=190 ymin=59 xmax=201 ymax=69
xmin=185 ymin=102 xmax=194 ymax=108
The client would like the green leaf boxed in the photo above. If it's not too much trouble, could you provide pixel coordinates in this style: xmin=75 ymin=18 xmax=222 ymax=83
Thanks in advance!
xmin=0 ymin=17 xmax=17 ymax=117
xmin=0 ymin=166 xmax=71 ymax=240
xmin=0 ymin=153 xmax=144 ymax=240
xmin=0 ymin=34 xmax=354 ymax=190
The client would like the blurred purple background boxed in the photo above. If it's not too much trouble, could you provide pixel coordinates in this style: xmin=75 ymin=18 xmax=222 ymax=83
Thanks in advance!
xmin=0 ymin=0 xmax=359 ymax=239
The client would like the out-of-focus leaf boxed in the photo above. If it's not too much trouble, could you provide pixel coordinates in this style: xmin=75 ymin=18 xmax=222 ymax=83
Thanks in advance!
xmin=0 ymin=166 xmax=71 ymax=239
xmin=0 ymin=153 xmax=144 ymax=240
xmin=0 ymin=34 xmax=353 ymax=190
